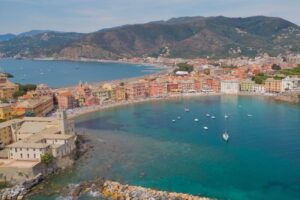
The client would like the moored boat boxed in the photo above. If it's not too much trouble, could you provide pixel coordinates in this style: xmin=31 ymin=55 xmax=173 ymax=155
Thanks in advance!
xmin=223 ymin=131 xmax=229 ymax=142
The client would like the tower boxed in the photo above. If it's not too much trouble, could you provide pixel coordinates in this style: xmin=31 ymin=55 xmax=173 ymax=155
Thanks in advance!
xmin=57 ymin=109 xmax=68 ymax=134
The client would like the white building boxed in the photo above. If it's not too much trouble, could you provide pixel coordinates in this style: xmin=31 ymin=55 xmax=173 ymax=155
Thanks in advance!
xmin=3 ymin=110 xmax=76 ymax=161
xmin=253 ymin=84 xmax=265 ymax=94
xmin=220 ymin=79 xmax=240 ymax=94
xmin=281 ymin=76 xmax=300 ymax=92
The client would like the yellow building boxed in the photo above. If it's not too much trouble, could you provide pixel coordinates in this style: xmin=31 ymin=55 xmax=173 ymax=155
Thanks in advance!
xmin=0 ymin=73 xmax=19 ymax=99
xmin=0 ymin=103 xmax=13 ymax=120
xmin=14 ymin=96 xmax=54 ymax=117
xmin=113 ymin=85 xmax=126 ymax=101
xmin=0 ymin=120 xmax=15 ymax=146
xmin=265 ymin=78 xmax=282 ymax=93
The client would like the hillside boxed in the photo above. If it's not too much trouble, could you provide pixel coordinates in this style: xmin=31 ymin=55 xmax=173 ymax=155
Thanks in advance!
xmin=0 ymin=16 xmax=300 ymax=59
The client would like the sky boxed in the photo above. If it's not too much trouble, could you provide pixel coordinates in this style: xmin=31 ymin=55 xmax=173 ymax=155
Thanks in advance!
xmin=0 ymin=0 xmax=300 ymax=34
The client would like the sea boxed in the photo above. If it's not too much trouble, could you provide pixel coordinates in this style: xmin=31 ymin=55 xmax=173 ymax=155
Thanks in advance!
xmin=29 ymin=95 xmax=300 ymax=200
xmin=0 ymin=59 xmax=161 ymax=87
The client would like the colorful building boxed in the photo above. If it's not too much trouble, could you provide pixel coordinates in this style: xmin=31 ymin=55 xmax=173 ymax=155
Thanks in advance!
xmin=265 ymin=78 xmax=282 ymax=93
xmin=14 ymin=96 xmax=54 ymax=117
xmin=240 ymin=80 xmax=255 ymax=92
xmin=57 ymin=90 xmax=77 ymax=109
xmin=149 ymin=80 xmax=168 ymax=97
xmin=0 ymin=103 xmax=13 ymax=120
xmin=0 ymin=73 xmax=19 ymax=100
xmin=113 ymin=85 xmax=126 ymax=101
xmin=126 ymin=81 xmax=148 ymax=100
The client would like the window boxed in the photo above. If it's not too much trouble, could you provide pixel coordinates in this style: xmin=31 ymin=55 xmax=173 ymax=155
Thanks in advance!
xmin=20 ymin=153 xmax=23 ymax=158
xmin=15 ymin=148 xmax=17 ymax=153
xmin=27 ymin=154 xmax=29 ymax=158
xmin=34 ymin=154 xmax=36 ymax=158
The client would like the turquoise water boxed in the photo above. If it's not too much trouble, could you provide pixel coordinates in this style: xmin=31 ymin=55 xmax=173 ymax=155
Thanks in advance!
xmin=31 ymin=96 xmax=300 ymax=200
xmin=0 ymin=59 xmax=160 ymax=87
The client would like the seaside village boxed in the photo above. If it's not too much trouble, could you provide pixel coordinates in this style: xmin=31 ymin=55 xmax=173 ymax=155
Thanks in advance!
xmin=0 ymin=55 xmax=299 ymax=185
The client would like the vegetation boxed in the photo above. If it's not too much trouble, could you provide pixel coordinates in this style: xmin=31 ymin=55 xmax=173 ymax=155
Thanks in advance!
xmin=2 ymin=72 xmax=14 ymax=78
xmin=174 ymin=63 xmax=194 ymax=73
xmin=41 ymin=153 xmax=54 ymax=165
xmin=252 ymin=73 xmax=270 ymax=84
xmin=13 ymin=83 xmax=37 ymax=99
xmin=221 ymin=65 xmax=238 ymax=69
xmin=1 ymin=16 xmax=299 ymax=59
xmin=25 ymin=111 xmax=35 ymax=117
xmin=280 ymin=66 xmax=300 ymax=76
xmin=271 ymin=64 xmax=281 ymax=71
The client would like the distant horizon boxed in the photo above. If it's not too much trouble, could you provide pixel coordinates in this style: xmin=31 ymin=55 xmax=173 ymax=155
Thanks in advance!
xmin=1 ymin=15 xmax=299 ymax=35
xmin=1 ymin=0 xmax=300 ymax=35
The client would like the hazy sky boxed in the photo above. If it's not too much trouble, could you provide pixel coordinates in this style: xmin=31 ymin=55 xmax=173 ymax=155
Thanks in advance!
xmin=0 ymin=0 xmax=300 ymax=34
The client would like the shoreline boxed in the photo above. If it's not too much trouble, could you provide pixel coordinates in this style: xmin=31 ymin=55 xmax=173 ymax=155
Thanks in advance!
xmin=68 ymin=92 xmax=299 ymax=120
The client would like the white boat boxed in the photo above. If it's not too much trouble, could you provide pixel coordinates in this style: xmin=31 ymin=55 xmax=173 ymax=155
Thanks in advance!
xmin=194 ymin=118 xmax=199 ymax=122
xmin=224 ymin=114 xmax=229 ymax=119
xmin=184 ymin=108 xmax=190 ymax=112
xmin=172 ymin=119 xmax=176 ymax=123
xmin=203 ymin=126 xmax=208 ymax=130
xmin=211 ymin=116 xmax=216 ymax=119
xmin=177 ymin=116 xmax=181 ymax=119
xmin=206 ymin=113 xmax=210 ymax=117
xmin=223 ymin=131 xmax=229 ymax=142
xmin=247 ymin=114 xmax=253 ymax=117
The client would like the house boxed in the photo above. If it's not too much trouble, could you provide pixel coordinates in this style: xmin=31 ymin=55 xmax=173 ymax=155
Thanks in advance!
xmin=220 ymin=79 xmax=240 ymax=94
xmin=0 ymin=103 xmax=12 ymax=120
xmin=281 ymin=76 xmax=300 ymax=92
xmin=0 ymin=73 xmax=19 ymax=99
xmin=14 ymin=96 xmax=54 ymax=117
xmin=57 ymin=90 xmax=77 ymax=109
xmin=265 ymin=78 xmax=282 ymax=93
xmin=240 ymin=80 xmax=255 ymax=92
xmin=125 ymin=81 xmax=148 ymax=100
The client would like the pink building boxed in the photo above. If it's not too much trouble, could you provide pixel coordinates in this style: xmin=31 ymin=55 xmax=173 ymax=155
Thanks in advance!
xmin=57 ymin=90 xmax=77 ymax=109
xmin=149 ymin=81 xmax=168 ymax=97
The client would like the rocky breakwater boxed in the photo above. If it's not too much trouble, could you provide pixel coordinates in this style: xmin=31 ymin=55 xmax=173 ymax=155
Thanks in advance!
xmin=56 ymin=178 xmax=213 ymax=200
xmin=0 ymin=173 xmax=43 ymax=200
xmin=102 ymin=180 xmax=212 ymax=200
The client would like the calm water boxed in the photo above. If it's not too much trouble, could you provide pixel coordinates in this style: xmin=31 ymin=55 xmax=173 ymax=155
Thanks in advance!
xmin=31 ymin=96 xmax=300 ymax=200
xmin=0 ymin=59 xmax=160 ymax=87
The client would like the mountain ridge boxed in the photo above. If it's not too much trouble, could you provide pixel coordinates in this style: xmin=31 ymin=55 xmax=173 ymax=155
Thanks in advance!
xmin=0 ymin=16 xmax=299 ymax=59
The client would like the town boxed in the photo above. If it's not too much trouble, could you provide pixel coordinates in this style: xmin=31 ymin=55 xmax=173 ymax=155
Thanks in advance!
xmin=0 ymin=54 xmax=299 ymax=198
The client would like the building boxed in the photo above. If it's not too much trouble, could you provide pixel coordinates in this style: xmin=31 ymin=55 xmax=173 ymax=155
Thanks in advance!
xmin=281 ymin=76 xmax=300 ymax=92
xmin=94 ymin=84 xmax=113 ymax=104
xmin=24 ymin=84 xmax=53 ymax=98
xmin=57 ymin=90 xmax=77 ymax=109
xmin=265 ymin=78 xmax=282 ymax=93
xmin=113 ymin=85 xmax=126 ymax=101
xmin=240 ymin=80 xmax=255 ymax=92
xmin=0 ymin=103 xmax=12 ymax=120
xmin=253 ymin=84 xmax=265 ymax=93
xmin=0 ymin=73 xmax=19 ymax=100
xmin=167 ymin=83 xmax=179 ymax=93
xmin=14 ymin=96 xmax=54 ymax=117
xmin=220 ymin=79 xmax=240 ymax=94
xmin=178 ymin=79 xmax=195 ymax=93
xmin=2 ymin=110 xmax=76 ymax=162
xmin=149 ymin=80 xmax=168 ymax=97
xmin=125 ymin=81 xmax=148 ymax=100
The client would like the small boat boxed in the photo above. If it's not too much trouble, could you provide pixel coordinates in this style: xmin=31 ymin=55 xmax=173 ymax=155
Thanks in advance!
xmin=203 ymin=126 xmax=208 ymax=130
xmin=223 ymin=131 xmax=229 ymax=142
xmin=177 ymin=116 xmax=181 ymax=119
xmin=194 ymin=118 xmax=199 ymax=122
xmin=224 ymin=114 xmax=229 ymax=119
xmin=172 ymin=119 xmax=176 ymax=123
xmin=206 ymin=113 xmax=210 ymax=117
xmin=184 ymin=108 xmax=190 ymax=112
xmin=211 ymin=116 xmax=216 ymax=119
xmin=247 ymin=114 xmax=253 ymax=117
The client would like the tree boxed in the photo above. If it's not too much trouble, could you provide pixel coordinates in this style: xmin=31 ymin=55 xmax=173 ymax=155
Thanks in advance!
xmin=41 ymin=153 xmax=54 ymax=165
xmin=271 ymin=64 xmax=281 ymax=71
xmin=25 ymin=111 xmax=35 ymax=117
xmin=174 ymin=62 xmax=194 ymax=73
